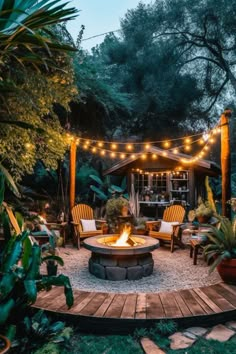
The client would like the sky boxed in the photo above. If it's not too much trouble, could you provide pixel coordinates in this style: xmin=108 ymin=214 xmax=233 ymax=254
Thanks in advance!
xmin=66 ymin=0 xmax=153 ymax=51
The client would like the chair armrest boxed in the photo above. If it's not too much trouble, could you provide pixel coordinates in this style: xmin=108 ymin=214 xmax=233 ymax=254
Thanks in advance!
xmin=145 ymin=220 xmax=161 ymax=231
xmin=71 ymin=221 xmax=80 ymax=226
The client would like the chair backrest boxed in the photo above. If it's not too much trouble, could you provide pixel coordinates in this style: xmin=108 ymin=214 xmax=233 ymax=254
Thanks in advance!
xmin=163 ymin=205 xmax=185 ymax=223
xmin=71 ymin=204 xmax=94 ymax=222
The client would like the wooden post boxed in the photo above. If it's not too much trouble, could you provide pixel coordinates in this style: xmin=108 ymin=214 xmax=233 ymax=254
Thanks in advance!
xmin=221 ymin=109 xmax=231 ymax=218
xmin=69 ymin=141 xmax=77 ymax=211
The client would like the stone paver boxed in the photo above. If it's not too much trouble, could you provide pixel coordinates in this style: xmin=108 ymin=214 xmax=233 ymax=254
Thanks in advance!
xmin=140 ymin=338 xmax=166 ymax=354
xmin=185 ymin=327 xmax=208 ymax=337
xmin=205 ymin=324 xmax=235 ymax=342
xmin=168 ymin=332 xmax=195 ymax=350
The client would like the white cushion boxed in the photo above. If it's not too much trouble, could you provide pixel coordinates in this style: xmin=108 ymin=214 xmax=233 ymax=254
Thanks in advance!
xmin=159 ymin=221 xmax=179 ymax=234
xmin=80 ymin=219 xmax=97 ymax=232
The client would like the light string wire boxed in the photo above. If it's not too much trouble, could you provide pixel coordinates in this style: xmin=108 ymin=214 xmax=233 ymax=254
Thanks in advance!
xmin=64 ymin=120 xmax=221 ymax=163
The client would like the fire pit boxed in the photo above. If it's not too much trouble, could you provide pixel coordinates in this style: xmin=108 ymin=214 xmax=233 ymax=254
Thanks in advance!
xmin=83 ymin=226 xmax=159 ymax=281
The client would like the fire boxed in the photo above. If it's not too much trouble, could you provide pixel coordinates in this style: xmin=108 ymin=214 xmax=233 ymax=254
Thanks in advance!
xmin=113 ymin=225 xmax=132 ymax=247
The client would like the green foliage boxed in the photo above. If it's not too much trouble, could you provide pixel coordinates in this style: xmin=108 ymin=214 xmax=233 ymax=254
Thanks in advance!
xmin=0 ymin=231 xmax=74 ymax=327
xmin=195 ymin=197 xmax=215 ymax=218
xmin=0 ymin=1 xmax=78 ymax=181
xmin=153 ymin=320 xmax=177 ymax=335
xmin=105 ymin=196 xmax=129 ymax=231
xmin=89 ymin=174 xmax=127 ymax=202
xmin=203 ymin=216 xmax=236 ymax=272
xmin=13 ymin=310 xmax=73 ymax=353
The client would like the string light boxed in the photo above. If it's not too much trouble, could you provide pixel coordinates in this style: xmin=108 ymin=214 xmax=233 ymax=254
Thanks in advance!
xmin=66 ymin=120 xmax=220 ymax=161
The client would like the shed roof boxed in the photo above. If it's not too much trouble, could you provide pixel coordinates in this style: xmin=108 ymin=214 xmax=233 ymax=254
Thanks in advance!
xmin=103 ymin=146 xmax=220 ymax=176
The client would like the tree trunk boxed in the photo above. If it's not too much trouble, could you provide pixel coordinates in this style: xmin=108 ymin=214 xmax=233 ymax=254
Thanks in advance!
xmin=221 ymin=109 xmax=231 ymax=218
xmin=69 ymin=141 xmax=77 ymax=211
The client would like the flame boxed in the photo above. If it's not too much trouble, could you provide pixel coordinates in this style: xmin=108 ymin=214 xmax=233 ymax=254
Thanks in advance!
xmin=113 ymin=225 xmax=132 ymax=247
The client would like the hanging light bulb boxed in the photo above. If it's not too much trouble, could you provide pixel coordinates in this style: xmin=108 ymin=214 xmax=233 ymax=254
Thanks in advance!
xmin=184 ymin=145 xmax=191 ymax=151
xmin=141 ymin=153 xmax=147 ymax=159
xmin=202 ymin=133 xmax=209 ymax=142
xmin=163 ymin=141 xmax=170 ymax=148
xmin=145 ymin=143 xmax=150 ymax=149
xmin=126 ymin=144 xmax=133 ymax=150
xmin=184 ymin=137 xmax=191 ymax=144
xmin=173 ymin=148 xmax=179 ymax=154
xmin=120 ymin=153 xmax=126 ymax=159
xmin=101 ymin=150 xmax=106 ymax=156
xmin=92 ymin=147 xmax=97 ymax=153
xmin=131 ymin=154 xmax=136 ymax=159
xmin=162 ymin=151 xmax=167 ymax=157
xmin=152 ymin=153 xmax=157 ymax=159
xmin=110 ymin=152 xmax=116 ymax=158
xmin=98 ymin=142 xmax=103 ymax=147
xmin=111 ymin=143 xmax=117 ymax=150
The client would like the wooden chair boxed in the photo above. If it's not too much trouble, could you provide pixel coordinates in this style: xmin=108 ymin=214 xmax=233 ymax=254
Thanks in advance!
xmin=146 ymin=205 xmax=185 ymax=252
xmin=71 ymin=204 xmax=106 ymax=249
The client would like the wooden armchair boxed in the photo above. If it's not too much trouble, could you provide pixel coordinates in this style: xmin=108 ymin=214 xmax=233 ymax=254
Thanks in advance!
xmin=71 ymin=204 xmax=106 ymax=249
xmin=146 ymin=205 xmax=185 ymax=252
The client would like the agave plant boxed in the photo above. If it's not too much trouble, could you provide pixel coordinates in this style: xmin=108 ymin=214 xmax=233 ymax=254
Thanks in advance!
xmin=203 ymin=216 xmax=236 ymax=273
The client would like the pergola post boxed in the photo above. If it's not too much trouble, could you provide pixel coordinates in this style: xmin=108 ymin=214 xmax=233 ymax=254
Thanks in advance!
xmin=220 ymin=109 xmax=231 ymax=218
xmin=69 ymin=140 xmax=77 ymax=211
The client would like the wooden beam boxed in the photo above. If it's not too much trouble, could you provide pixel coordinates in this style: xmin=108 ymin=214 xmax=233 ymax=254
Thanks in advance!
xmin=220 ymin=109 xmax=231 ymax=218
xmin=70 ymin=141 xmax=77 ymax=211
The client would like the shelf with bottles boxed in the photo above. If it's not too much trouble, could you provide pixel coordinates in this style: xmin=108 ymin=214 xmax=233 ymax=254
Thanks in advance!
xmin=170 ymin=189 xmax=189 ymax=192
xmin=170 ymin=171 xmax=188 ymax=180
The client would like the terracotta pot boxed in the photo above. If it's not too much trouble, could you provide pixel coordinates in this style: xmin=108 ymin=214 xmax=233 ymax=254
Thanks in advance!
xmin=197 ymin=215 xmax=210 ymax=224
xmin=121 ymin=206 xmax=129 ymax=217
xmin=217 ymin=258 xmax=236 ymax=284
xmin=0 ymin=335 xmax=11 ymax=354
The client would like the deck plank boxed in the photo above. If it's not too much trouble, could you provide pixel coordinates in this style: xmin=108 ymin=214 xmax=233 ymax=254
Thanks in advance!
xmin=193 ymin=288 xmax=222 ymax=313
xmin=211 ymin=284 xmax=236 ymax=307
xmin=94 ymin=293 xmax=116 ymax=317
xmin=105 ymin=294 xmax=127 ymax=318
xmin=173 ymin=291 xmax=192 ymax=316
xmin=146 ymin=293 xmax=165 ymax=319
xmin=121 ymin=294 xmax=137 ymax=319
xmin=34 ymin=287 xmax=63 ymax=308
xmin=200 ymin=286 xmax=235 ymax=311
xmin=159 ymin=292 xmax=183 ymax=318
xmin=58 ymin=290 xmax=89 ymax=312
xmin=68 ymin=292 xmax=97 ymax=313
xmin=179 ymin=289 xmax=206 ymax=315
xmin=189 ymin=289 xmax=214 ymax=315
xmin=135 ymin=293 xmax=147 ymax=319
xmin=79 ymin=293 xmax=108 ymax=316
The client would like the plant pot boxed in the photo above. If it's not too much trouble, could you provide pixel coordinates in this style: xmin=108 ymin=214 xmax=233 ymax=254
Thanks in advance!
xmin=217 ymin=258 xmax=236 ymax=284
xmin=46 ymin=263 xmax=58 ymax=276
xmin=0 ymin=335 xmax=11 ymax=354
xmin=197 ymin=215 xmax=210 ymax=224
xmin=121 ymin=206 xmax=129 ymax=217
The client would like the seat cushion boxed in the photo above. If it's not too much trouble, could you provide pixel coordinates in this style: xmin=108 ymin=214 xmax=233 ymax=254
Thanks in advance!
xmin=80 ymin=219 xmax=97 ymax=231
xmin=159 ymin=221 xmax=179 ymax=234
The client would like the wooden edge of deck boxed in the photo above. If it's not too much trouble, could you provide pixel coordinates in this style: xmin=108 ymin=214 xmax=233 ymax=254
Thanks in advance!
xmin=32 ymin=282 xmax=236 ymax=333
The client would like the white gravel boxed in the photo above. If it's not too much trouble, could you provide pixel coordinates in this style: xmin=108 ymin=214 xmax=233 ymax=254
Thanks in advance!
xmin=55 ymin=245 xmax=221 ymax=294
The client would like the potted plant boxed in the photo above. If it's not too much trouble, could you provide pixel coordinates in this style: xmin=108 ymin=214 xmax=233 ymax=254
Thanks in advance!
xmin=105 ymin=196 xmax=129 ymax=232
xmin=203 ymin=216 xmax=236 ymax=284
xmin=41 ymin=233 xmax=64 ymax=276
xmin=193 ymin=197 xmax=214 ymax=223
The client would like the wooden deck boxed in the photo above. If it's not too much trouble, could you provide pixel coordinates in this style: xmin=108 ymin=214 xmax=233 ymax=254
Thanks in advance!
xmin=33 ymin=282 xmax=236 ymax=333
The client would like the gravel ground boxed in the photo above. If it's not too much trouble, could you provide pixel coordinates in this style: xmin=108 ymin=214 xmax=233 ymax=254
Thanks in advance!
xmin=55 ymin=245 xmax=221 ymax=294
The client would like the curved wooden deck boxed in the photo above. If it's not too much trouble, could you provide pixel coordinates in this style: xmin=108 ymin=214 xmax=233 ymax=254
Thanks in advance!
xmin=33 ymin=282 xmax=236 ymax=333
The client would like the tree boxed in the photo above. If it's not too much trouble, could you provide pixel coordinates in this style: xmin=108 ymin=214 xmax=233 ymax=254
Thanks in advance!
xmin=0 ymin=1 xmax=78 ymax=180
xmin=151 ymin=0 xmax=236 ymax=111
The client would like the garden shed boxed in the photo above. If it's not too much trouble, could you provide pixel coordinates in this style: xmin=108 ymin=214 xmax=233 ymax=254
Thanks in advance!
xmin=103 ymin=146 xmax=220 ymax=211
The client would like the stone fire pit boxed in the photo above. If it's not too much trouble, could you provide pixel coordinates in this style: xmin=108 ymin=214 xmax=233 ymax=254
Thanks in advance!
xmin=83 ymin=234 xmax=159 ymax=281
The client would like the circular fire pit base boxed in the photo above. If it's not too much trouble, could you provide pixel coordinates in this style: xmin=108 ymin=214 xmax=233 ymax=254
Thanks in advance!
xmin=89 ymin=252 xmax=154 ymax=281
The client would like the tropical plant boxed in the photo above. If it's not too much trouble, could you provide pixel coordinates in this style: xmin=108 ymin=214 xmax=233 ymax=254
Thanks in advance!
xmin=41 ymin=233 xmax=64 ymax=275
xmin=0 ymin=230 xmax=74 ymax=327
xmin=203 ymin=216 xmax=236 ymax=272
xmin=89 ymin=174 xmax=127 ymax=202
xmin=14 ymin=310 xmax=73 ymax=353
